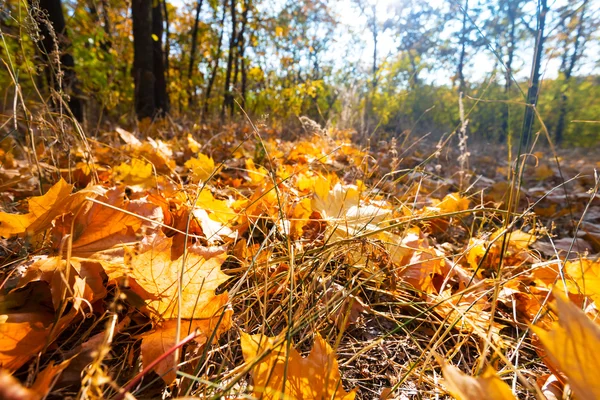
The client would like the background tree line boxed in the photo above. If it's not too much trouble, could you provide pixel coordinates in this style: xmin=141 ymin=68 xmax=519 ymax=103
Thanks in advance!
xmin=0 ymin=0 xmax=598 ymax=146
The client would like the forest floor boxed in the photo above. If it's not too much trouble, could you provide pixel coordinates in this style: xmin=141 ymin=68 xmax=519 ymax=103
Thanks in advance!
xmin=0 ymin=120 xmax=599 ymax=399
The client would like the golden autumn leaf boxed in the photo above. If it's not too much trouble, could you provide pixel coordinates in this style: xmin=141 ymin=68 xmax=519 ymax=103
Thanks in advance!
xmin=0 ymin=310 xmax=76 ymax=372
xmin=532 ymin=294 xmax=600 ymax=400
xmin=107 ymin=235 xmax=230 ymax=319
xmin=246 ymin=158 xmax=269 ymax=184
xmin=441 ymin=361 xmax=516 ymax=400
xmin=433 ymin=289 xmax=504 ymax=344
xmin=113 ymin=158 xmax=154 ymax=186
xmin=0 ymin=178 xmax=89 ymax=238
xmin=563 ymin=258 xmax=600 ymax=304
xmin=436 ymin=193 xmax=470 ymax=213
xmin=185 ymin=153 xmax=216 ymax=182
xmin=139 ymin=296 xmax=232 ymax=383
xmin=240 ymin=331 xmax=355 ymax=400
xmin=29 ymin=359 xmax=71 ymax=397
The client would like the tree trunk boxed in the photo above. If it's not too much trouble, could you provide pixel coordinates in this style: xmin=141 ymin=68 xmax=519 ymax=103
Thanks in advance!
xmin=231 ymin=0 xmax=248 ymax=116
xmin=520 ymin=0 xmax=548 ymax=148
xmin=203 ymin=6 xmax=226 ymax=118
xmin=162 ymin=0 xmax=170 ymax=89
xmin=221 ymin=0 xmax=237 ymax=120
xmin=132 ymin=0 xmax=155 ymax=119
xmin=188 ymin=0 xmax=204 ymax=107
xmin=152 ymin=1 xmax=168 ymax=114
xmin=555 ymin=0 xmax=588 ymax=144
xmin=33 ymin=0 xmax=84 ymax=121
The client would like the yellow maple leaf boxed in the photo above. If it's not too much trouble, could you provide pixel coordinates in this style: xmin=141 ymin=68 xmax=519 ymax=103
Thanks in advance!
xmin=108 ymin=236 xmax=230 ymax=319
xmin=0 ymin=178 xmax=88 ymax=238
xmin=564 ymin=258 xmax=600 ymax=304
xmin=240 ymin=331 xmax=356 ymax=400
xmin=107 ymin=236 xmax=232 ymax=383
xmin=246 ymin=158 xmax=268 ymax=184
xmin=437 ymin=193 xmax=470 ymax=213
xmin=195 ymin=189 xmax=238 ymax=225
xmin=113 ymin=158 xmax=154 ymax=186
xmin=441 ymin=361 xmax=516 ymax=400
xmin=185 ymin=153 xmax=216 ymax=182
xmin=532 ymin=294 xmax=600 ymax=399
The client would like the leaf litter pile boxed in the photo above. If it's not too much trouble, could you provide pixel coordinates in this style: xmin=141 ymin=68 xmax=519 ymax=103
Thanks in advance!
xmin=0 ymin=124 xmax=599 ymax=399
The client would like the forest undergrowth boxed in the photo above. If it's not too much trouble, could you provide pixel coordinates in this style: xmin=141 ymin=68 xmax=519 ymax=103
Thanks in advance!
xmin=1 ymin=116 xmax=600 ymax=400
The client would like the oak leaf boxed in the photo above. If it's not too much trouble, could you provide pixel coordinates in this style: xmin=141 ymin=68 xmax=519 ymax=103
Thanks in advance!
xmin=240 ymin=331 xmax=355 ymax=400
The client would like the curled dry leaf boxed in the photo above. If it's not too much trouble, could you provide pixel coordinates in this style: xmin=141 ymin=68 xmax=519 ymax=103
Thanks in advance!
xmin=532 ymin=294 xmax=600 ymax=400
xmin=240 ymin=331 xmax=356 ymax=400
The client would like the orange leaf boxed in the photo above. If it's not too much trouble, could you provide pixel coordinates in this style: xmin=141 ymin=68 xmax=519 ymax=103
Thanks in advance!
xmin=240 ymin=331 xmax=355 ymax=400
xmin=139 ymin=296 xmax=232 ymax=383
xmin=441 ymin=362 xmax=516 ymax=400
xmin=107 ymin=235 xmax=230 ymax=319
xmin=0 ymin=310 xmax=76 ymax=372
xmin=532 ymin=294 xmax=600 ymax=399
xmin=0 ymin=179 xmax=89 ymax=237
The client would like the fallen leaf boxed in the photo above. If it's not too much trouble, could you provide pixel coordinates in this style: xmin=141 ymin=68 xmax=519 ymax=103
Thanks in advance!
xmin=441 ymin=362 xmax=516 ymax=400
xmin=139 ymin=295 xmax=232 ymax=383
xmin=532 ymin=294 xmax=600 ymax=400
xmin=0 ymin=178 xmax=88 ymax=238
xmin=108 ymin=235 xmax=230 ymax=319
xmin=185 ymin=153 xmax=216 ymax=182
xmin=240 ymin=331 xmax=356 ymax=400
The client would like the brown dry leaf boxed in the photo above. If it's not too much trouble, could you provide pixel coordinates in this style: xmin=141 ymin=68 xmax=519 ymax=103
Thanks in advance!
xmin=240 ymin=331 xmax=356 ymax=400
xmin=67 ymin=189 xmax=152 ymax=254
xmin=139 ymin=295 xmax=232 ymax=383
xmin=29 ymin=359 xmax=72 ymax=397
xmin=389 ymin=228 xmax=447 ymax=294
xmin=0 ymin=178 xmax=91 ymax=237
xmin=441 ymin=362 xmax=516 ymax=400
xmin=17 ymin=257 xmax=107 ymax=310
xmin=532 ymin=294 xmax=600 ymax=400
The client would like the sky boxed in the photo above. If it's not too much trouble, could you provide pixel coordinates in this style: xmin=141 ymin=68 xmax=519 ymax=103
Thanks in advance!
xmin=330 ymin=0 xmax=599 ymax=85
xmin=168 ymin=0 xmax=599 ymax=85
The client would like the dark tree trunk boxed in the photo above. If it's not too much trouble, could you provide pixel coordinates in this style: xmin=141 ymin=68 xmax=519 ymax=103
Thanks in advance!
xmin=188 ymin=0 xmax=205 ymax=107
xmin=162 ymin=0 xmax=170 ymax=88
xmin=152 ymin=1 xmax=168 ymax=114
xmin=221 ymin=0 xmax=237 ymax=120
xmin=132 ymin=0 xmax=155 ymax=119
xmin=555 ymin=0 xmax=588 ymax=144
xmin=203 ymin=6 xmax=227 ymax=118
xmin=34 ymin=0 xmax=84 ymax=121
xmin=231 ymin=0 xmax=248 ymax=115
xmin=520 ymin=0 xmax=548 ymax=148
